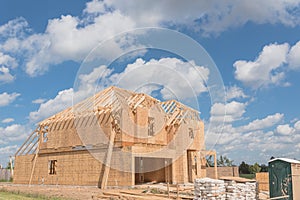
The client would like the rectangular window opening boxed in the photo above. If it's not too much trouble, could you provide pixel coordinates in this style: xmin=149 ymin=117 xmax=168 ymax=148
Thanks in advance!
xmin=189 ymin=128 xmax=194 ymax=139
xmin=148 ymin=117 xmax=154 ymax=136
xmin=49 ymin=160 xmax=57 ymax=175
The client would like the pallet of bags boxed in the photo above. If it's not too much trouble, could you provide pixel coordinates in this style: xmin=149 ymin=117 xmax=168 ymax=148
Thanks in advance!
xmin=194 ymin=178 xmax=226 ymax=200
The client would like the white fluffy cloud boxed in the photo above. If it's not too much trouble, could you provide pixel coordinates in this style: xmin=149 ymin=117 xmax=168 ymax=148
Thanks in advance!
xmin=0 ymin=10 xmax=136 ymax=76
xmin=0 ymin=17 xmax=30 ymax=39
xmin=0 ymin=52 xmax=17 ymax=68
xmin=288 ymin=41 xmax=300 ymax=70
xmin=0 ymin=124 xmax=30 ymax=142
xmin=276 ymin=124 xmax=295 ymax=135
xmin=210 ymin=101 xmax=246 ymax=123
xmin=234 ymin=43 xmax=289 ymax=89
xmin=1 ymin=1 xmax=300 ymax=77
xmin=234 ymin=41 xmax=300 ymax=89
xmin=93 ymin=0 xmax=300 ymax=34
xmin=0 ymin=52 xmax=17 ymax=83
xmin=0 ymin=145 xmax=18 ymax=155
xmin=238 ymin=113 xmax=284 ymax=132
xmin=0 ymin=92 xmax=20 ymax=107
xmin=226 ymin=85 xmax=248 ymax=101
xmin=206 ymin=113 xmax=300 ymax=163
xmin=29 ymin=57 xmax=209 ymax=122
xmin=0 ymin=67 xmax=14 ymax=83
xmin=29 ymin=88 xmax=74 ymax=122
xmin=111 ymin=58 xmax=209 ymax=100
xmin=32 ymin=98 xmax=46 ymax=104
xmin=294 ymin=121 xmax=300 ymax=130
xmin=1 ymin=118 xmax=14 ymax=123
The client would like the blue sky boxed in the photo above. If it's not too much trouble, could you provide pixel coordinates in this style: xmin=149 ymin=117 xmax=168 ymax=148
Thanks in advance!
xmin=1 ymin=0 xmax=300 ymax=167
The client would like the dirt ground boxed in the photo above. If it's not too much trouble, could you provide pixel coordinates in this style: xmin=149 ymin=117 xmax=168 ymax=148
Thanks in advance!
xmin=0 ymin=182 xmax=269 ymax=200
xmin=0 ymin=182 xmax=194 ymax=200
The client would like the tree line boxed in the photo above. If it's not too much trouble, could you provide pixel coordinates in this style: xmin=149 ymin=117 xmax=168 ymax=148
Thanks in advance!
xmin=207 ymin=155 xmax=268 ymax=174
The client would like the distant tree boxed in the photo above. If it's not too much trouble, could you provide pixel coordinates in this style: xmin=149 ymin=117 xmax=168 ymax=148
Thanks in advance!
xmin=206 ymin=155 xmax=214 ymax=167
xmin=260 ymin=164 xmax=268 ymax=172
xmin=217 ymin=155 xmax=234 ymax=167
xmin=224 ymin=156 xmax=234 ymax=166
xmin=6 ymin=162 xmax=12 ymax=169
xmin=239 ymin=161 xmax=250 ymax=174
xmin=217 ymin=155 xmax=225 ymax=166
xmin=249 ymin=163 xmax=261 ymax=174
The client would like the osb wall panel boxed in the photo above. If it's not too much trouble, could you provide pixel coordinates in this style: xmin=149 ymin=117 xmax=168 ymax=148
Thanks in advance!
xmin=46 ymin=128 xmax=82 ymax=149
xmin=292 ymin=164 xmax=300 ymax=199
xmin=172 ymin=152 xmax=188 ymax=183
xmin=256 ymin=172 xmax=269 ymax=192
xmin=14 ymin=155 xmax=34 ymax=184
xmin=206 ymin=166 xmax=239 ymax=179
xmin=188 ymin=121 xmax=205 ymax=151
xmin=120 ymin=106 xmax=168 ymax=146
xmin=14 ymin=149 xmax=134 ymax=186
xmin=44 ymin=117 xmax=112 ymax=150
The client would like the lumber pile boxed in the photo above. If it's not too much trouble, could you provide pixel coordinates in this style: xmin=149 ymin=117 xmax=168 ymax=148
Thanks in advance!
xmin=194 ymin=178 xmax=258 ymax=200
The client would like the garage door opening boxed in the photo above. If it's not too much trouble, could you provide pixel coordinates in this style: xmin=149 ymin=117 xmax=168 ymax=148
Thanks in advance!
xmin=135 ymin=157 xmax=172 ymax=184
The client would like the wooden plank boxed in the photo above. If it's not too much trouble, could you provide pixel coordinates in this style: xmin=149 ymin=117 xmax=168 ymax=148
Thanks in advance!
xmin=165 ymin=109 xmax=181 ymax=127
xmin=87 ymin=114 xmax=97 ymax=127
xmin=95 ymin=88 xmax=113 ymax=106
xmin=25 ymin=139 xmax=39 ymax=155
xmin=29 ymin=143 xmax=40 ymax=185
xmin=133 ymin=95 xmax=145 ymax=110
xmin=178 ymin=110 xmax=188 ymax=124
xmin=100 ymin=127 xmax=116 ymax=189
xmin=83 ymin=114 xmax=93 ymax=127
xmin=219 ymin=176 xmax=256 ymax=183
xmin=119 ymin=191 xmax=170 ymax=200
xmin=18 ymin=133 xmax=38 ymax=156
xmin=15 ymin=129 xmax=37 ymax=156
xmin=164 ymin=101 xmax=174 ymax=113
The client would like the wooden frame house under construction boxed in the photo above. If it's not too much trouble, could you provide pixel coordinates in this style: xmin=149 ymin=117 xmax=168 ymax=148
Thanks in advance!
xmin=14 ymin=86 xmax=217 ymax=187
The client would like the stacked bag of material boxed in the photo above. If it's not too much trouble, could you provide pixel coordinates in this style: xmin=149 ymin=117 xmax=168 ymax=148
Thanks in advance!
xmin=224 ymin=180 xmax=257 ymax=200
xmin=194 ymin=178 xmax=226 ymax=200
xmin=194 ymin=178 xmax=258 ymax=200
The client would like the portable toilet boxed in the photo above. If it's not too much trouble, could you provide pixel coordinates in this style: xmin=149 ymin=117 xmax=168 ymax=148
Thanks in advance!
xmin=269 ymin=158 xmax=300 ymax=200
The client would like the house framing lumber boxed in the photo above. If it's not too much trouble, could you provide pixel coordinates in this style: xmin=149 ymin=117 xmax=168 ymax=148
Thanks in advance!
xmin=14 ymin=86 xmax=215 ymax=186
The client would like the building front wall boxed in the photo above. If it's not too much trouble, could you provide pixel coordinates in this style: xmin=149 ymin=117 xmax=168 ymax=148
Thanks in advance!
xmin=14 ymin=149 xmax=133 ymax=186
xmin=14 ymin=90 xmax=207 ymax=186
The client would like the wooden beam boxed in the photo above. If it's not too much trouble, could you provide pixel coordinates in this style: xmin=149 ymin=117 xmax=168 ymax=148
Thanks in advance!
xmin=25 ymin=139 xmax=39 ymax=155
xmin=133 ymin=95 xmax=145 ymax=110
xmin=165 ymin=109 xmax=181 ymax=127
xmin=100 ymin=124 xmax=116 ymax=189
xmin=18 ymin=133 xmax=38 ymax=156
xmin=214 ymin=152 xmax=218 ymax=179
xmin=15 ymin=129 xmax=37 ymax=156
xmin=164 ymin=101 xmax=174 ymax=113
xmin=29 ymin=143 xmax=39 ymax=185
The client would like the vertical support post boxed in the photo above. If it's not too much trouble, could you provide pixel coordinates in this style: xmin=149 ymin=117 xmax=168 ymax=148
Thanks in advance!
xmin=100 ymin=125 xmax=116 ymax=189
xmin=167 ymin=182 xmax=170 ymax=199
xmin=214 ymin=152 xmax=218 ymax=179
xmin=9 ymin=156 xmax=13 ymax=178
xmin=176 ymin=183 xmax=179 ymax=200
xmin=29 ymin=142 xmax=39 ymax=186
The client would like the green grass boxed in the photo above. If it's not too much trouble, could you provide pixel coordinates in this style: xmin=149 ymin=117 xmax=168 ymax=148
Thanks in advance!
xmin=0 ymin=189 xmax=69 ymax=200
xmin=0 ymin=179 xmax=12 ymax=182
xmin=239 ymin=174 xmax=255 ymax=179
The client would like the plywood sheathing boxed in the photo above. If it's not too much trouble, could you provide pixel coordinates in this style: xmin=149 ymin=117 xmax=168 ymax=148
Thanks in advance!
xmin=14 ymin=86 xmax=209 ymax=186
